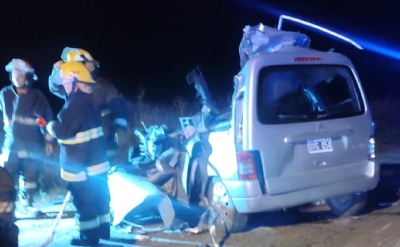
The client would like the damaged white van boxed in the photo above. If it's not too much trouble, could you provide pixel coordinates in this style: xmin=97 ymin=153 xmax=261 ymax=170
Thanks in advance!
xmin=184 ymin=20 xmax=379 ymax=233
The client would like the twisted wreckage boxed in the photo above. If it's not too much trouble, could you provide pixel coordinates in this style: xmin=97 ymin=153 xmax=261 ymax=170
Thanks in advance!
xmin=111 ymin=15 xmax=379 ymax=236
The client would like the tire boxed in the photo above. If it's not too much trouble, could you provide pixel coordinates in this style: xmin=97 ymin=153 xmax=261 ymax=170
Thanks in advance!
xmin=327 ymin=192 xmax=368 ymax=217
xmin=207 ymin=177 xmax=248 ymax=233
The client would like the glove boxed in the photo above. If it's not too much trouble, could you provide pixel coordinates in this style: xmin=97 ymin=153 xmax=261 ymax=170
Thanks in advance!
xmin=36 ymin=117 xmax=47 ymax=128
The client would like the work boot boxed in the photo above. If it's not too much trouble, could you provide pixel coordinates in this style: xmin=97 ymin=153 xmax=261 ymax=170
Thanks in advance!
xmin=98 ymin=223 xmax=110 ymax=240
xmin=70 ymin=238 xmax=99 ymax=246
xmin=71 ymin=229 xmax=100 ymax=246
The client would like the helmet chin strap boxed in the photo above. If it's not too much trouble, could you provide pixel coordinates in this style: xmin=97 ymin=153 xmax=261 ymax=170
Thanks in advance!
xmin=77 ymin=82 xmax=93 ymax=94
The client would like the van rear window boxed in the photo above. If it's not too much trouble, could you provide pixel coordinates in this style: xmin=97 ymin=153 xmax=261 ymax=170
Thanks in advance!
xmin=257 ymin=65 xmax=365 ymax=124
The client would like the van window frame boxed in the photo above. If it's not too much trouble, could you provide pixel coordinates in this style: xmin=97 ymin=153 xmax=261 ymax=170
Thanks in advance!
xmin=256 ymin=64 xmax=365 ymax=124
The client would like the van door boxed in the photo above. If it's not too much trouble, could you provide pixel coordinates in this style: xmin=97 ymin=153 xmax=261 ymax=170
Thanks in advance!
xmin=246 ymin=64 xmax=374 ymax=195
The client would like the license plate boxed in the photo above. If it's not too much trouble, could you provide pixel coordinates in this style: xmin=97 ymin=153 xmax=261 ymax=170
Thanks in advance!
xmin=307 ymin=138 xmax=333 ymax=154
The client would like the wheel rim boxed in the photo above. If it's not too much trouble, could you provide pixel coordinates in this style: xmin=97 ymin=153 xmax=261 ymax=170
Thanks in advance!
xmin=212 ymin=181 xmax=232 ymax=209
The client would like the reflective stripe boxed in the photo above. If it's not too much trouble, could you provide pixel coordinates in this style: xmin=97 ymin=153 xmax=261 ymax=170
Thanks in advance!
xmin=24 ymin=182 xmax=37 ymax=189
xmin=17 ymin=150 xmax=28 ymax=158
xmin=46 ymin=121 xmax=56 ymax=137
xmin=114 ymin=118 xmax=128 ymax=128
xmin=106 ymin=149 xmax=117 ymax=158
xmin=3 ymin=118 xmax=11 ymax=127
xmin=61 ymin=169 xmax=87 ymax=182
xmin=98 ymin=213 xmax=110 ymax=224
xmin=101 ymin=109 xmax=111 ymax=117
xmin=61 ymin=162 xmax=110 ymax=182
xmin=79 ymin=218 xmax=99 ymax=230
xmin=1 ymin=150 xmax=10 ymax=162
xmin=87 ymin=162 xmax=110 ymax=176
xmin=14 ymin=115 xmax=37 ymax=126
xmin=0 ymin=201 xmax=14 ymax=213
xmin=58 ymin=127 xmax=104 ymax=145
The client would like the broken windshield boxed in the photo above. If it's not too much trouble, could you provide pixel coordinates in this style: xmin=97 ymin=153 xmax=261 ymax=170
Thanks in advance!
xmin=257 ymin=65 xmax=365 ymax=124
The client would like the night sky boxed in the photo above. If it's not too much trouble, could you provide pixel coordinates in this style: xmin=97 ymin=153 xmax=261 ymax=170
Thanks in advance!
xmin=1 ymin=0 xmax=400 ymax=111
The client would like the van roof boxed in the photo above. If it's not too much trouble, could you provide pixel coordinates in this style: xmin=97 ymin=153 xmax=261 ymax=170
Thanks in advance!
xmin=239 ymin=23 xmax=312 ymax=68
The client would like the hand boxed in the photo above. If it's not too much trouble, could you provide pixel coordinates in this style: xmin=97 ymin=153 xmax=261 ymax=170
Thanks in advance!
xmin=36 ymin=117 xmax=47 ymax=128
xmin=45 ymin=143 xmax=53 ymax=156
xmin=114 ymin=129 xmax=128 ymax=147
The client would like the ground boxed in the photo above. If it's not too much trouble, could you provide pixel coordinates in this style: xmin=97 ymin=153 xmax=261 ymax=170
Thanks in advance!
xmin=16 ymin=146 xmax=400 ymax=247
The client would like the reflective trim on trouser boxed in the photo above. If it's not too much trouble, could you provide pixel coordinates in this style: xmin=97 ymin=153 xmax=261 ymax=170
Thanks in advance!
xmin=79 ymin=218 xmax=99 ymax=231
xmin=87 ymin=162 xmax=110 ymax=176
xmin=79 ymin=217 xmax=100 ymax=242
xmin=98 ymin=213 xmax=110 ymax=224
xmin=0 ymin=202 xmax=14 ymax=213
xmin=61 ymin=170 xmax=87 ymax=182
xmin=23 ymin=182 xmax=37 ymax=190
xmin=106 ymin=149 xmax=117 ymax=158
xmin=4 ymin=156 xmax=40 ymax=189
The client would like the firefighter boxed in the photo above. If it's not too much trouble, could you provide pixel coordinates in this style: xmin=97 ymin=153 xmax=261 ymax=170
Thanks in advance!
xmin=44 ymin=61 xmax=111 ymax=246
xmin=0 ymin=59 xmax=54 ymax=214
xmin=48 ymin=47 xmax=131 ymax=167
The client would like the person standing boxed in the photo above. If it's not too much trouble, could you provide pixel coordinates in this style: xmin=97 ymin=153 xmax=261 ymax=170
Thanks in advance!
xmin=45 ymin=61 xmax=111 ymax=246
xmin=0 ymin=59 xmax=54 ymax=214
xmin=48 ymin=47 xmax=131 ymax=167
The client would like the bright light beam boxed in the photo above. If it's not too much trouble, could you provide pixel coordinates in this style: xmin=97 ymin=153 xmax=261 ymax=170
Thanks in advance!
xmin=228 ymin=0 xmax=400 ymax=62
xmin=278 ymin=15 xmax=363 ymax=50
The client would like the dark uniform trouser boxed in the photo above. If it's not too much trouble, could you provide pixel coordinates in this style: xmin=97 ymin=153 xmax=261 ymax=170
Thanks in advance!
xmin=68 ymin=173 xmax=111 ymax=242
xmin=4 ymin=154 xmax=41 ymax=206
xmin=0 ymin=166 xmax=18 ymax=247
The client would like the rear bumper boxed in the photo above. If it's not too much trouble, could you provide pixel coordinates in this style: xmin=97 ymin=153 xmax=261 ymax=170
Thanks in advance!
xmin=223 ymin=160 xmax=380 ymax=213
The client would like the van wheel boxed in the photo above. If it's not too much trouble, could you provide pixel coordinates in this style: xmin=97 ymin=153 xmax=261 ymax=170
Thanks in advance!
xmin=207 ymin=177 xmax=248 ymax=233
xmin=327 ymin=192 xmax=368 ymax=217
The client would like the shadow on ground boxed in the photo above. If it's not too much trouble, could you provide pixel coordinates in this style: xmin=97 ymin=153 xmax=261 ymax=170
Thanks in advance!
xmin=245 ymin=164 xmax=400 ymax=232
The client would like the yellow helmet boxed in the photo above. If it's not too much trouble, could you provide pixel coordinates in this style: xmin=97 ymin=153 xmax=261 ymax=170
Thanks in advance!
xmin=59 ymin=61 xmax=95 ymax=83
xmin=61 ymin=47 xmax=96 ymax=63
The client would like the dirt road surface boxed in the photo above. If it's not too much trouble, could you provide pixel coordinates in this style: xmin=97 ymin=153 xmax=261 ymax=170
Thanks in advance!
xmin=16 ymin=149 xmax=400 ymax=247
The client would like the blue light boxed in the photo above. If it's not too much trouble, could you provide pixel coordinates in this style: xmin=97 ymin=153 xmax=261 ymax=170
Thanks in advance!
xmin=355 ymin=39 xmax=400 ymax=61
xmin=278 ymin=15 xmax=363 ymax=50
xmin=228 ymin=0 xmax=400 ymax=61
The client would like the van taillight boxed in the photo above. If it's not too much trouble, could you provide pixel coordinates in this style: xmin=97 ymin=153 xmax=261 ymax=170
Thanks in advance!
xmin=237 ymin=151 xmax=258 ymax=180
xmin=368 ymin=137 xmax=375 ymax=159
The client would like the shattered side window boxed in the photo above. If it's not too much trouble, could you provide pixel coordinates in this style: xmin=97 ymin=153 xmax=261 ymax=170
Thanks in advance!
xmin=257 ymin=65 xmax=365 ymax=124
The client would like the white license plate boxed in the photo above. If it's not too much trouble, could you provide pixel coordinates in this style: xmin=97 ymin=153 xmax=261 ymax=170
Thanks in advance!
xmin=307 ymin=138 xmax=333 ymax=154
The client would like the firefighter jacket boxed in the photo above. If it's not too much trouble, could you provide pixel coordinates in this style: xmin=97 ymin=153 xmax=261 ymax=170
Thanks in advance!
xmin=49 ymin=71 xmax=129 ymax=157
xmin=46 ymin=90 xmax=110 ymax=182
xmin=49 ymin=70 xmax=129 ymax=131
xmin=0 ymin=85 xmax=53 ymax=160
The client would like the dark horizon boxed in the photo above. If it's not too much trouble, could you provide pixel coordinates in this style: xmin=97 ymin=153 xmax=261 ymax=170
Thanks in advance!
xmin=1 ymin=0 xmax=399 ymax=111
